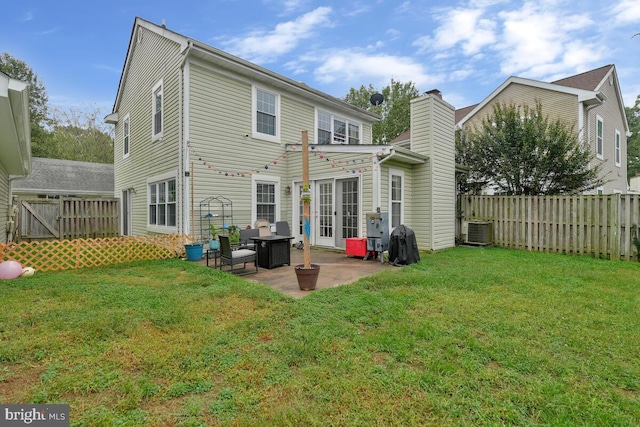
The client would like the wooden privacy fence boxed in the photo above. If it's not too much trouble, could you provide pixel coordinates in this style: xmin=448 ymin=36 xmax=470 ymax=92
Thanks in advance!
xmin=19 ymin=198 xmax=120 ymax=241
xmin=462 ymin=195 xmax=640 ymax=261
xmin=1 ymin=234 xmax=191 ymax=272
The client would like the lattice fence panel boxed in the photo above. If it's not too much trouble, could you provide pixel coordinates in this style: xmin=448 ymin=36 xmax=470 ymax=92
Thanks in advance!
xmin=1 ymin=234 xmax=192 ymax=272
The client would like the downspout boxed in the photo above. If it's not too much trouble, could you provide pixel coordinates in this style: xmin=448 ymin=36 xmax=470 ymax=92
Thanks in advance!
xmin=180 ymin=41 xmax=193 ymax=236
xmin=374 ymin=146 xmax=394 ymax=211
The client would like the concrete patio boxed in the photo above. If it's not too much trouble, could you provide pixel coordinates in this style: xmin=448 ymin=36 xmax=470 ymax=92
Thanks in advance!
xmin=197 ymin=247 xmax=391 ymax=298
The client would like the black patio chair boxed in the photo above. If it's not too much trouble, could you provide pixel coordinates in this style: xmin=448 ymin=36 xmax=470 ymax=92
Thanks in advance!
xmin=275 ymin=221 xmax=291 ymax=236
xmin=219 ymin=235 xmax=258 ymax=275
xmin=239 ymin=228 xmax=259 ymax=250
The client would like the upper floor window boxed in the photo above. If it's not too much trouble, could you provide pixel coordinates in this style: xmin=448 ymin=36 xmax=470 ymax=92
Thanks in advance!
xmin=615 ymin=130 xmax=621 ymax=167
xmin=123 ymin=114 xmax=130 ymax=158
xmin=253 ymin=87 xmax=279 ymax=142
xmin=148 ymin=177 xmax=176 ymax=228
xmin=317 ymin=110 xmax=360 ymax=144
xmin=152 ymin=80 xmax=163 ymax=141
xmin=596 ymin=115 xmax=603 ymax=159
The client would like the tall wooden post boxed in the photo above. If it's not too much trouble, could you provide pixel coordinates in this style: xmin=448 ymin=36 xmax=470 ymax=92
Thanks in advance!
xmin=302 ymin=130 xmax=311 ymax=268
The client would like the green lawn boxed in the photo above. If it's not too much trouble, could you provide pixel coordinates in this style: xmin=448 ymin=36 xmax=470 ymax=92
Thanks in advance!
xmin=1 ymin=247 xmax=639 ymax=426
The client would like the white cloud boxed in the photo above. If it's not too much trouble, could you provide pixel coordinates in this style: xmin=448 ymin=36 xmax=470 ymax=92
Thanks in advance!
xmin=219 ymin=7 xmax=333 ymax=64
xmin=496 ymin=2 xmax=596 ymax=77
xmin=414 ymin=7 xmax=497 ymax=55
xmin=303 ymin=49 xmax=443 ymax=90
xmin=18 ymin=11 xmax=33 ymax=22
xmin=611 ymin=0 xmax=640 ymax=25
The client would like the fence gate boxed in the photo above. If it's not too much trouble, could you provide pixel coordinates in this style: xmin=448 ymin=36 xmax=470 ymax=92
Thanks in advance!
xmin=18 ymin=198 xmax=120 ymax=242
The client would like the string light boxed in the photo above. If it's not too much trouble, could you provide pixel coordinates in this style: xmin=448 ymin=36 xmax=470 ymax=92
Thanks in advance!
xmin=186 ymin=141 xmax=377 ymax=177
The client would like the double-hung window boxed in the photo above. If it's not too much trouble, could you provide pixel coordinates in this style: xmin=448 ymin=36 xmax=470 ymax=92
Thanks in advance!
xmin=615 ymin=130 xmax=621 ymax=167
xmin=123 ymin=114 xmax=130 ymax=158
xmin=317 ymin=110 xmax=360 ymax=144
xmin=253 ymin=87 xmax=279 ymax=142
xmin=596 ymin=115 xmax=603 ymax=159
xmin=256 ymin=182 xmax=276 ymax=223
xmin=148 ymin=177 xmax=176 ymax=229
xmin=152 ymin=80 xmax=163 ymax=141
xmin=389 ymin=170 xmax=404 ymax=229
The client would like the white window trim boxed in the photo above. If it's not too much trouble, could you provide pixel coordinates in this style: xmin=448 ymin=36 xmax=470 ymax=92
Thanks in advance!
xmin=615 ymin=129 xmax=621 ymax=167
xmin=389 ymin=168 xmax=405 ymax=230
xmin=315 ymin=108 xmax=362 ymax=145
xmin=252 ymin=86 xmax=280 ymax=143
xmin=596 ymin=115 xmax=603 ymax=160
xmin=122 ymin=113 xmax=130 ymax=159
xmin=152 ymin=79 xmax=164 ymax=142
xmin=251 ymin=174 xmax=280 ymax=225
xmin=146 ymin=170 xmax=178 ymax=234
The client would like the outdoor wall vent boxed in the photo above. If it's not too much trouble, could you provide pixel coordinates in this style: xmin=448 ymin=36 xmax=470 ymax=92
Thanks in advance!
xmin=465 ymin=221 xmax=493 ymax=246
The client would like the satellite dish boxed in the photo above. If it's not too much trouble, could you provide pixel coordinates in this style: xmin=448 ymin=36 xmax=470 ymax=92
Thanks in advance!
xmin=370 ymin=93 xmax=384 ymax=106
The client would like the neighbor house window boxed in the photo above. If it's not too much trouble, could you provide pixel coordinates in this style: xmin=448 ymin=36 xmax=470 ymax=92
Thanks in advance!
xmin=317 ymin=110 xmax=361 ymax=144
xmin=389 ymin=169 xmax=404 ymax=228
xmin=615 ymin=130 xmax=621 ymax=167
xmin=596 ymin=115 xmax=603 ymax=159
xmin=148 ymin=176 xmax=176 ymax=228
xmin=152 ymin=80 xmax=163 ymax=140
xmin=253 ymin=87 xmax=279 ymax=142
xmin=123 ymin=114 xmax=130 ymax=158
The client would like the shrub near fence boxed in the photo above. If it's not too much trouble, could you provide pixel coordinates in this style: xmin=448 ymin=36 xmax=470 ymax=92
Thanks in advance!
xmin=463 ymin=194 xmax=640 ymax=261
xmin=1 ymin=234 xmax=191 ymax=272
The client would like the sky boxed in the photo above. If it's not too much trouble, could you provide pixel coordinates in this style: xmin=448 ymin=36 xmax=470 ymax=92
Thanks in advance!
xmin=2 ymin=0 xmax=640 ymax=119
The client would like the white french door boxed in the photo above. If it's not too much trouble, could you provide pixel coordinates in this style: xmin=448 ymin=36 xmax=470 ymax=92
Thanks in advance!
xmin=315 ymin=180 xmax=334 ymax=246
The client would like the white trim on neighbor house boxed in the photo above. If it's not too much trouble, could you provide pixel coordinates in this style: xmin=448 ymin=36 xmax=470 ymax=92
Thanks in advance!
xmin=146 ymin=169 xmax=178 ymax=234
xmin=152 ymin=79 xmax=164 ymax=142
xmin=596 ymin=115 xmax=604 ymax=160
xmin=122 ymin=113 xmax=130 ymax=159
xmin=252 ymin=86 xmax=280 ymax=143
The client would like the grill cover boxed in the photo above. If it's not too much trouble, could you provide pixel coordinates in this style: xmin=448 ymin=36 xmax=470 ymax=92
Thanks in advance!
xmin=388 ymin=225 xmax=420 ymax=266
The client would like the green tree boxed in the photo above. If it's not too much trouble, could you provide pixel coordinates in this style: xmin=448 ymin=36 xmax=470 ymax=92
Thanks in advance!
xmin=343 ymin=79 xmax=420 ymax=144
xmin=626 ymin=94 xmax=640 ymax=180
xmin=457 ymin=101 xmax=604 ymax=195
xmin=0 ymin=52 xmax=55 ymax=157
xmin=50 ymin=106 xmax=114 ymax=163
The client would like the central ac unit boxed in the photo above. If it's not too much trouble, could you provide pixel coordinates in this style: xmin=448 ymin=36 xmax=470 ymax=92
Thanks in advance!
xmin=465 ymin=221 xmax=493 ymax=245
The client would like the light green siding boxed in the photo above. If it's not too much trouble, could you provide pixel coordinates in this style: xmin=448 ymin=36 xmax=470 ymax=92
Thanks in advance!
xmin=409 ymin=94 xmax=456 ymax=250
xmin=113 ymin=25 xmax=184 ymax=235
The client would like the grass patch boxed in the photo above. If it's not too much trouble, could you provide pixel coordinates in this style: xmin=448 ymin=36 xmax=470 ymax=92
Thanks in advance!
xmin=1 ymin=249 xmax=639 ymax=425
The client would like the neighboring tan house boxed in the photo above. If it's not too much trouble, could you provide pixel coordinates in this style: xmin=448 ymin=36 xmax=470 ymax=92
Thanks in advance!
xmin=106 ymin=17 xmax=456 ymax=251
xmin=0 ymin=71 xmax=31 ymax=243
xmin=12 ymin=157 xmax=114 ymax=199
xmin=456 ymin=64 xmax=630 ymax=194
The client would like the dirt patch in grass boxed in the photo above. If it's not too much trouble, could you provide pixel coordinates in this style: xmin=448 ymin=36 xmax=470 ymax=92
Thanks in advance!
xmin=0 ymin=363 xmax=46 ymax=403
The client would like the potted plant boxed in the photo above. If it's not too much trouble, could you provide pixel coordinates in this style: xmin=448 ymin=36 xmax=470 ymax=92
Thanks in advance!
xmin=184 ymin=241 xmax=204 ymax=261
xmin=209 ymin=225 xmax=219 ymax=250
xmin=229 ymin=225 xmax=240 ymax=245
